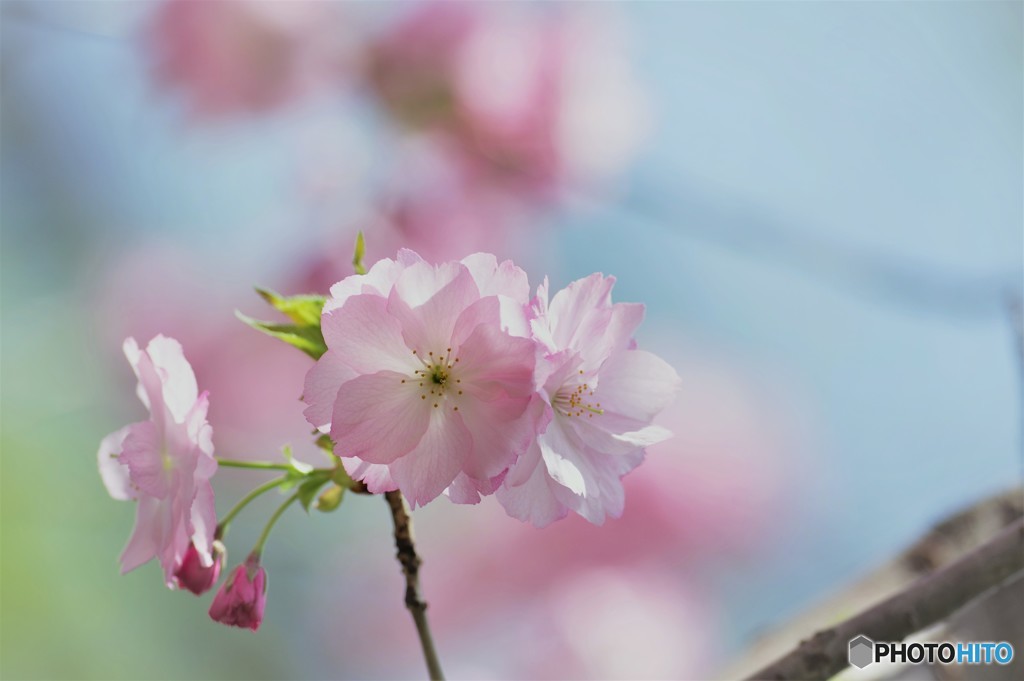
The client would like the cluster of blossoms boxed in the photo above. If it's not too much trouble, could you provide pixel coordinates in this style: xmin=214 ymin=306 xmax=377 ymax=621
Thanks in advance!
xmin=145 ymin=1 xmax=646 ymax=267
xmin=98 ymin=250 xmax=678 ymax=632
xmin=306 ymin=251 xmax=679 ymax=523
xmin=150 ymin=0 xmax=643 ymax=197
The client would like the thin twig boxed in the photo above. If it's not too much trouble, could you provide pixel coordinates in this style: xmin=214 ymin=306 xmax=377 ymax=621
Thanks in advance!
xmin=216 ymin=458 xmax=295 ymax=471
xmin=215 ymin=476 xmax=289 ymax=539
xmin=385 ymin=491 xmax=445 ymax=681
xmin=745 ymin=518 xmax=1024 ymax=681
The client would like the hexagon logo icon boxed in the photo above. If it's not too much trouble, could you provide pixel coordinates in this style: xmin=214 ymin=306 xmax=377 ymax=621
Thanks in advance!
xmin=849 ymin=635 xmax=874 ymax=669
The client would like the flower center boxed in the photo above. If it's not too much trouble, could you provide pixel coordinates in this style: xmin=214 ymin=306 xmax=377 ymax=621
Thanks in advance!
xmin=553 ymin=371 xmax=603 ymax=419
xmin=161 ymin=445 xmax=175 ymax=472
xmin=403 ymin=348 xmax=464 ymax=410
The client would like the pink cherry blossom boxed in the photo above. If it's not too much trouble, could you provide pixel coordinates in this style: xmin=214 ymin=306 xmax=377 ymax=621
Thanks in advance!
xmin=303 ymin=250 xmax=539 ymax=507
xmin=364 ymin=2 xmax=647 ymax=200
xmin=497 ymin=275 xmax=680 ymax=526
xmin=208 ymin=555 xmax=267 ymax=631
xmin=97 ymin=335 xmax=218 ymax=588
xmin=149 ymin=0 xmax=347 ymax=119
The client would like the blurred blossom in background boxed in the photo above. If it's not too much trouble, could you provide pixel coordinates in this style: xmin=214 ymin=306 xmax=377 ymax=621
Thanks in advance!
xmin=1 ymin=1 xmax=1020 ymax=680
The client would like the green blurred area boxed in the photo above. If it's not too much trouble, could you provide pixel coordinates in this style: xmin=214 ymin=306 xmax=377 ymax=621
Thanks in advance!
xmin=0 ymin=262 xmax=287 ymax=680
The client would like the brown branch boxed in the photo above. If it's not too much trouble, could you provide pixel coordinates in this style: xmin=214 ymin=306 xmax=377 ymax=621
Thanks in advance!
xmin=745 ymin=518 xmax=1024 ymax=681
xmin=348 ymin=479 xmax=372 ymax=495
xmin=900 ymin=486 xmax=1023 ymax=575
xmin=385 ymin=491 xmax=445 ymax=681
xmin=721 ymin=487 xmax=1022 ymax=679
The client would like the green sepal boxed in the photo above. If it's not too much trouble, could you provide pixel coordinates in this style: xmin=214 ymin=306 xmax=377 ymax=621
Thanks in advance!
xmin=296 ymin=471 xmax=333 ymax=512
xmin=315 ymin=484 xmax=345 ymax=512
xmin=235 ymin=310 xmax=327 ymax=360
xmin=254 ymin=288 xmax=326 ymax=326
xmin=315 ymin=434 xmax=335 ymax=456
xmin=273 ymin=446 xmax=315 ymax=492
xmin=352 ymin=231 xmax=367 ymax=275
xmin=281 ymin=445 xmax=313 ymax=474
xmin=312 ymin=434 xmax=360 ymax=492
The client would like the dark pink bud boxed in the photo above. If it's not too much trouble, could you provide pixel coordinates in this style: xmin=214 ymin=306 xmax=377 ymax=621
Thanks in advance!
xmin=174 ymin=541 xmax=224 ymax=596
xmin=208 ymin=554 xmax=266 ymax=631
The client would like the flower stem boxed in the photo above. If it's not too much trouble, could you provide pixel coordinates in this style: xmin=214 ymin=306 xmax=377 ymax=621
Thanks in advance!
xmin=384 ymin=491 xmax=445 ymax=681
xmin=216 ymin=476 xmax=289 ymax=539
xmin=252 ymin=491 xmax=300 ymax=558
xmin=215 ymin=458 xmax=294 ymax=471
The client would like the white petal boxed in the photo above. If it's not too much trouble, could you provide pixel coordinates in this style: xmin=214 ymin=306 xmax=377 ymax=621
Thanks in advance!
xmin=593 ymin=350 xmax=680 ymax=424
xmin=97 ymin=425 xmax=136 ymax=501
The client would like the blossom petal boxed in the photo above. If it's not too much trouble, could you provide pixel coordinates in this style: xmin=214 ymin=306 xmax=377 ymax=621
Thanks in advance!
xmin=325 ymin=253 xmax=413 ymax=312
xmin=98 ymin=425 xmax=136 ymax=501
xmin=123 ymin=337 xmax=165 ymax=430
xmin=570 ymin=448 xmax=645 ymax=524
xmin=342 ymin=457 xmax=398 ymax=493
xmin=500 ymin=434 xmax=544 ymax=491
xmin=189 ymin=481 xmax=217 ymax=567
xmin=302 ymin=349 xmax=358 ymax=431
xmin=187 ymin=392 xmax=217 ymax=479
xmin=389 ymin=263 xmax=480 ymax=354
xmin=120 ymin=495 xmax=168 ymax=574
xmin=392 ymin=259 xmax=465 ymax=308
xmin=145 ymin=334 xmax=200 ymax=424
xmin=448 ymin=296 xmax=498 ymax=350
xmin=454 ymin=389 xmax=536 ymax=480
xmin=322 ymin=295 xmax=419 ymax=375
xmin=578 ymin=302 xmax=644 ymax=369
xmin=118 ymin=420 xmax=170 ymax=499
xmin=496 ymin=443 xmax=569 ymax=528
xmin=460 ymin=254 xmax=531 ymax=334
xmin=538 ymin=420 xmax=588 ymax=496
xmin=547 ymin=273 xmax=615 ymax=350
xmin=389 ymin=406 xmax=472 ymax=507
xmin=593 ymin=350 xmax=681 ymax=424
xmin=573 ymin=420 xmax=673 ymax=457
xmin=460 ymin=253 xmax=530 ymax=300
xmin=455 ymin=321 xmax=537 ymax=402
xmin=445 ymin=473 xmax=488 ymax=505
xmin=330 ymin=371 xmax=430 ymax=464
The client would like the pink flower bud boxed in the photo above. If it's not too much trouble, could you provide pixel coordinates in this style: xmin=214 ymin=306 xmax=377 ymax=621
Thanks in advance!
xmin=208 ymin=555 xmax=266 ymax=631
xmin=174 ymin=541 xmax=224 ymax=595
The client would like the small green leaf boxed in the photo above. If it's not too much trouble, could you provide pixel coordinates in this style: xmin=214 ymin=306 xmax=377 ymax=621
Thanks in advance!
xmin=296 ymin=472 xmax=331 ymax=512
xmin=255 ymin=288 xmax=325 ymax=326
xmin=236 ymin=311 xmax=327 ymax=360
xmin=279 ymin=471 xmax=308 ymax=493
xmin=315 ymin=484 xmax=344 ymax=512
xmin=352 ymin=232 xmax=367 ymax=275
